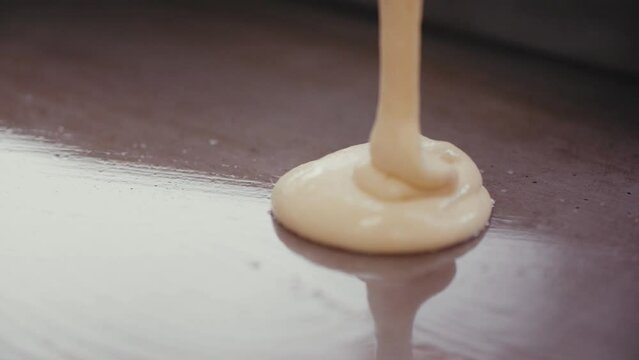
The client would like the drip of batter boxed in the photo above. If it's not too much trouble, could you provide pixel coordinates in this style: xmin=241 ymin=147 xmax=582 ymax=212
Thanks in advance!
xmin=358 ymin=0 xmax=455 ymax=195
xmin=271 ymin=0 xmax=493 ymax=254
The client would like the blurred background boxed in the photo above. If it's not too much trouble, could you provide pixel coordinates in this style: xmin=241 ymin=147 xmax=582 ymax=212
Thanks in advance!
xmin=317 ymin=0 xmax=639 ymax=76
xmin=3 ymin=0 xmax=636 ymax=76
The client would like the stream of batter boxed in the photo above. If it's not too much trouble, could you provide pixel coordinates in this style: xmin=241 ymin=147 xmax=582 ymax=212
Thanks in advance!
xmin=271 ymin=0 xmax=493 ymax=254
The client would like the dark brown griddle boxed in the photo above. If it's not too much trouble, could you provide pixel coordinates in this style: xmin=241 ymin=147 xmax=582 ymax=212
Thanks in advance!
xmin=0 ymin=1 xmax=637 ymax=359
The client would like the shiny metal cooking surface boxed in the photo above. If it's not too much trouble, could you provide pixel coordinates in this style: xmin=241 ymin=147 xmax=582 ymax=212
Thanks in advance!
xmin=0 ymin=2 xmax=638 ymax=359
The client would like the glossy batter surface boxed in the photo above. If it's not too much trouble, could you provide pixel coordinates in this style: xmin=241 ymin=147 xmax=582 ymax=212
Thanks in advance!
xmin=272 ymin=0 xmax=493 ymax=253
xmin=272 ymin=141 xmax=491 ymax=253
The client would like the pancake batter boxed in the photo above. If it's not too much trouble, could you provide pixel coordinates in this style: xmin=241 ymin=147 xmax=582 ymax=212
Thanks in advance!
xmin=271 ymin=0 xmax=493 ymax=254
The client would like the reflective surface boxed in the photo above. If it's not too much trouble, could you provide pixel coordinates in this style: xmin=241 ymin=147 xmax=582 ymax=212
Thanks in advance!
xmin=1 ymin=2 xmax=638 ymax=359
xmin=277 ymin=223 xmax=482 ymax=360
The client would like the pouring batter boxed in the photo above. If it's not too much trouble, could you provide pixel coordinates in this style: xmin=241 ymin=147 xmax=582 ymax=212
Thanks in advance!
xmin=271 ymin=0 xmax=493 ymax=254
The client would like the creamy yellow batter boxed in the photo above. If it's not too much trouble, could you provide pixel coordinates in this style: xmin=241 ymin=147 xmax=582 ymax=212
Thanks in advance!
xmin=271 ymin=0 xmax=493 ymax=254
